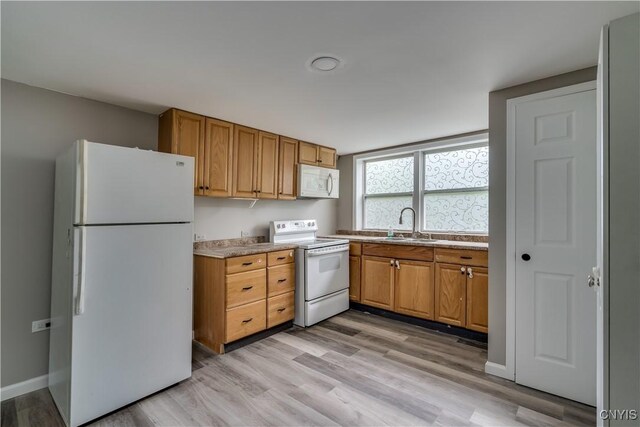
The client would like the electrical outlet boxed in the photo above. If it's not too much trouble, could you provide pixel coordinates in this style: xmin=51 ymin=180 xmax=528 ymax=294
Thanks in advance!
xmin=194 ymin=233 xmax=206 ymax=242
xmin=241 ymin=230 xmax=251 ymax=237
xmin=32 ymin=318 xmax=51 ymax=333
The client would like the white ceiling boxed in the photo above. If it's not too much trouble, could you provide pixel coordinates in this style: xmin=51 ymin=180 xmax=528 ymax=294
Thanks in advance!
xmin=2 ymin=2 xmax=637 ymax=154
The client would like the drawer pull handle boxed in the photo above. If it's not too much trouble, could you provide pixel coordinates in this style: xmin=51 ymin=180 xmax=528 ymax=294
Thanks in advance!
xmin=277 ymin=278 xmax=287 ymax=283
xmin=277 ymin=256 xmax=286 ymax=260
xmin=242 ymin=286 xmax=253 ymax=291
xmin=277 ymin=307 xmax=286 ymax=312
xmin=460 ymin=256 xmax=472 ymax=260
xmin=242 ymin=318 xmax=253 ymax=324
xmin=242 ymin=262 xmax=253 ymax=266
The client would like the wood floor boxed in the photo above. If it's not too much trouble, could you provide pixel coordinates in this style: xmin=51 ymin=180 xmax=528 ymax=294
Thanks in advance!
xmin=2 ymin=310 xmax=595 ymax=427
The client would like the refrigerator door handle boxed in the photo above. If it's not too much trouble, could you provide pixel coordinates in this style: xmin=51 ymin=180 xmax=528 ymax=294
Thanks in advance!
xmin=74 ymin=227 xmax=87 ymax=315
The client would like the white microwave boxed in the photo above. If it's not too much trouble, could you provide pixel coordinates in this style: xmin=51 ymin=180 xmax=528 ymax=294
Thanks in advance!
xmin=297 ymin=164 xmax=339 ymax=199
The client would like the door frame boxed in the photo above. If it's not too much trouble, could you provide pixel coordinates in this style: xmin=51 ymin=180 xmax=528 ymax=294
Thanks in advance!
xmin=504 ymin=80 xmax=597 ymax=381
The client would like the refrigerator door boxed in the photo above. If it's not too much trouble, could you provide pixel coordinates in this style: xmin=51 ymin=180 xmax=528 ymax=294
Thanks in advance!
xmin=69 ymin=223 xmax=192 ymax=427
xmin=74 ymin=140 xmax=194 ymax=225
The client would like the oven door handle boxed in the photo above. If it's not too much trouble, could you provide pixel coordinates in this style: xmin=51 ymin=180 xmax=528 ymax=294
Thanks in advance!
xmin=307 ymin=246 xmax=349 ymax=257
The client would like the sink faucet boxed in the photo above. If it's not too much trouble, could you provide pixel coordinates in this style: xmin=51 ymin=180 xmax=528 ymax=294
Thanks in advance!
xmin=399 ymin=207 xmax=418 ymax=238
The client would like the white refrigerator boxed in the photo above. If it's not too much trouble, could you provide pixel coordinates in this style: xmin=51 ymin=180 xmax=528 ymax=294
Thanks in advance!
xmin=48 ymin=140 xmax=194 ymax=426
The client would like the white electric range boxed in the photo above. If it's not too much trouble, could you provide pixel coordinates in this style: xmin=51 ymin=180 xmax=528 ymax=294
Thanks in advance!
xmin=269 ymin=220 xmax=350 ymax=327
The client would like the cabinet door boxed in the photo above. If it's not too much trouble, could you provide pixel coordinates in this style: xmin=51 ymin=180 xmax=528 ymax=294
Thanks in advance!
xmin=435 ymin=263 xmax=466 ymax=326
xmin=203 ymin=118 xmax=233 ymax=197
xmin=318 ymin=146 xmax=337 ymax=168
xmin=232 ymin=126 xmax=258 ymax=198
xmin=256 ymin=131 xmax=279 ymax=199
xmin=361 ymin=256 xmax=394 ymax=310
xmin=394 ymin=260 xmax=434 ymax=320
xmin=349 ymin=255 xmax=361 ymax=302
xmin=278 ymin=137 xmax=298 ymax=200
xmin=466 ymin=267 xmax=488 ymax=333
xmin=158 ymin=109 xmax=205 ymax=195
xmin=298 ymin=141 xmax=319 ymax=165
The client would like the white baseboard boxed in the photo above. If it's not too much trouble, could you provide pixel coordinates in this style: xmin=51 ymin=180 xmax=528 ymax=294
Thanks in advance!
xmin=1 ymin=374 xmax=48 ymax=401
xmin=485 ymin=361 xmax=514 ymax=381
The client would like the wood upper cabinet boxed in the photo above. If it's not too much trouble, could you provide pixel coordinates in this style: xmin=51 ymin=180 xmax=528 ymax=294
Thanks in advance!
xmin=203 ymin=118 xmax=233 ymax=197
xmin=349 ymin=255 xmax=361 ymax=302
xmin=435 ymin=263 xmax=467 ymax=327
xmin=466 ymin=266 xmax=488 ymax=333
xmin=232 ymin=126 xmax=259 ymax=198
xmin=158 ymin=109 xmax=205 ymax=195
xmin=298 ymin=141 xmax=337 ymax=168
xmin=298 ymin=141 xmax=319 ymax=166
xmin=318 ymin=146 xmax=337 ymax=168
xmin=394 ymin=260 xmax=434 ymax=320
xmin=256 ymin=131 xmax=279 ymax=199
xmin=361 ymin=256 xmax=394 ymax=310
xmin=278 ymin=137 xmax=298 ymax=200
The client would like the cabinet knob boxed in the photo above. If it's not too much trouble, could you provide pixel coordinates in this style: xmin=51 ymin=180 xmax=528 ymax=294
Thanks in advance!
xmin=460 ymin=267 xmax=466 ymax=274
xmin=205 ymin=186 xmax=210 ymax=190
xmin=522 ymin=253 xmax=531 ymax=261
xmin=467 ymin=268 xmax=474 ymax=279
xmin=198 ymin=186 xmax=204 ymax=190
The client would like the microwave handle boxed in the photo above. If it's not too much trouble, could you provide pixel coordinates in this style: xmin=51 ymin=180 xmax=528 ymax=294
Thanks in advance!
xmin=328 ymin=173 xmax=334 ymax=196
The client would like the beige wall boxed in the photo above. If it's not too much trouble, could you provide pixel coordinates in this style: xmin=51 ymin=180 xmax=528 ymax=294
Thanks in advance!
xmin=487 ymin=67 xmax=597 ymax=365
xmin=193 ymin=197 xmax=338 ymax=240
xmin=336 ymin=154 xmax=354 ymax=230
xmin=1 ymin=79 xmax=159 ymax=387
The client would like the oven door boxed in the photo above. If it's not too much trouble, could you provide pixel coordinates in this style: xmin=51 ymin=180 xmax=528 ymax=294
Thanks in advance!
xmin=304 ymin=244 xmax=349 ymax=300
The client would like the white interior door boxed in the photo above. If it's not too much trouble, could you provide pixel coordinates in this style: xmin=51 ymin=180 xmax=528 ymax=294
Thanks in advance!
xmin=513 ymin=85 xmax=597 ymax=405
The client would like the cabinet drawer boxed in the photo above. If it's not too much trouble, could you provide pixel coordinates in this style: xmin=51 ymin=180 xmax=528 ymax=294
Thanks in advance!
xmin=226 ymin=269 xmax=267 ymax=308
xmin=225 ymin=300 xmax=266 ymax=343
xmin=267 ymin=291 xmax=295 ymax=328
xmin=268 ymin=249 xmax=295 ymax=267
xmin=226 ymin=253 xmax=267 ymax=274
xmin=435 ymin=248 xmax=488 ymax=267
xmin=349 ymin=242 xmax=362 ymax=256
xmin=362 ymin=243 xmax=433 ymax=262
xmin=268 ymin=263 xmax=296 ymax=297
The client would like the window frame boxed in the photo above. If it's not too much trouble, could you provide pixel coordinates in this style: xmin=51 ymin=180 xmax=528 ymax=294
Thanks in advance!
xmin=353 ymin=133 xmax=489 ymax=234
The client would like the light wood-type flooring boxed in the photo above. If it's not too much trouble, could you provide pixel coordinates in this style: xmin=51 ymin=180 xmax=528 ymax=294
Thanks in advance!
xmin=1 ymin=310 xmax=595 ymax=426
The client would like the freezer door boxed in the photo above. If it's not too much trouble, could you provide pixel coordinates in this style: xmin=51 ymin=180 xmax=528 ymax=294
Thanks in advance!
xmin=74 ymin=140 xmax=194 ymax=225
xmin=69 ymin=223 xmax=192 ymax=427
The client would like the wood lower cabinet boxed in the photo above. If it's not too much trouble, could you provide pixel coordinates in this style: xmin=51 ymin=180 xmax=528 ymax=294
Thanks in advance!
xmin=194 ymin=250 xmax=295 ymax=354
xmin=361 ymin=256 xmax=395 ymax=310
xmin=435 ymin=263 xmax=467 ymax=327
xmin=203 ymin=118 xmax=233 ymax=197
xmin=394 ymin=260 xmax=434 ymax=320
xmin=465 ymin=266 xmax=488 ymax=333
xmin=158 ymin=109 xmax=205 ymax=195
xmin=351 ymin=242 xmax=488 ymax=334
xmin=278 ymin=137 xmax=298 ymax=200
xmin=349 ymin=255 xmax=361 ymax=302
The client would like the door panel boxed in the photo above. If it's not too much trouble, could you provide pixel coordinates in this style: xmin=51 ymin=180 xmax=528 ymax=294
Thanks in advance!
xmin=70 ymin=223 xmax=192 ymax=426
xmin=435 ymin=263 xmax=466 ymax=326
xmin=514 ymin=88 xmax=596 ymax=405
xmin=257 ymin=132 xmax=279 ymax=199
xmin=361 ymin=256 xmax=393 ymax=310
xmin=298 ymin=141 xmax=318 ymax=165
xmin=232 ymin=126 xmax=258 ymax=198
xmin=394 ymin=260 xmax=434 ymax=320
xmin=80 ymin=141 xmax=194 ymax=225
xmin=203 ymin=118 xmax=233 ymax=197
xmin=278 ymin=137 xmax=298 ymax=200
xmin=466 ymin=267 xmax=488 ymax=333
xmin=318 ymin=146 xmax=337 ymax=168
xmin=175 ymin=110 xmax=204 ymax=194
xmin=349 ymin=255 xmax=361 ymax=302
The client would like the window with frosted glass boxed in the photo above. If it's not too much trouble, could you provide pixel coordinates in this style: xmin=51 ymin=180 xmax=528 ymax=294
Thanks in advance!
xmin=364 ymin=156 xmax=414 ymax=230
xmin=423 ymin=146 xmax=488 ymax=232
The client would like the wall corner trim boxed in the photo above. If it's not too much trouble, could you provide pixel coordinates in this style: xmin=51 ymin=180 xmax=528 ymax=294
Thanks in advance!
xmin=0 ymin=374 xmax=49 ymax=401
xmin=485 ymin=361 xmax=514 ymax=381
